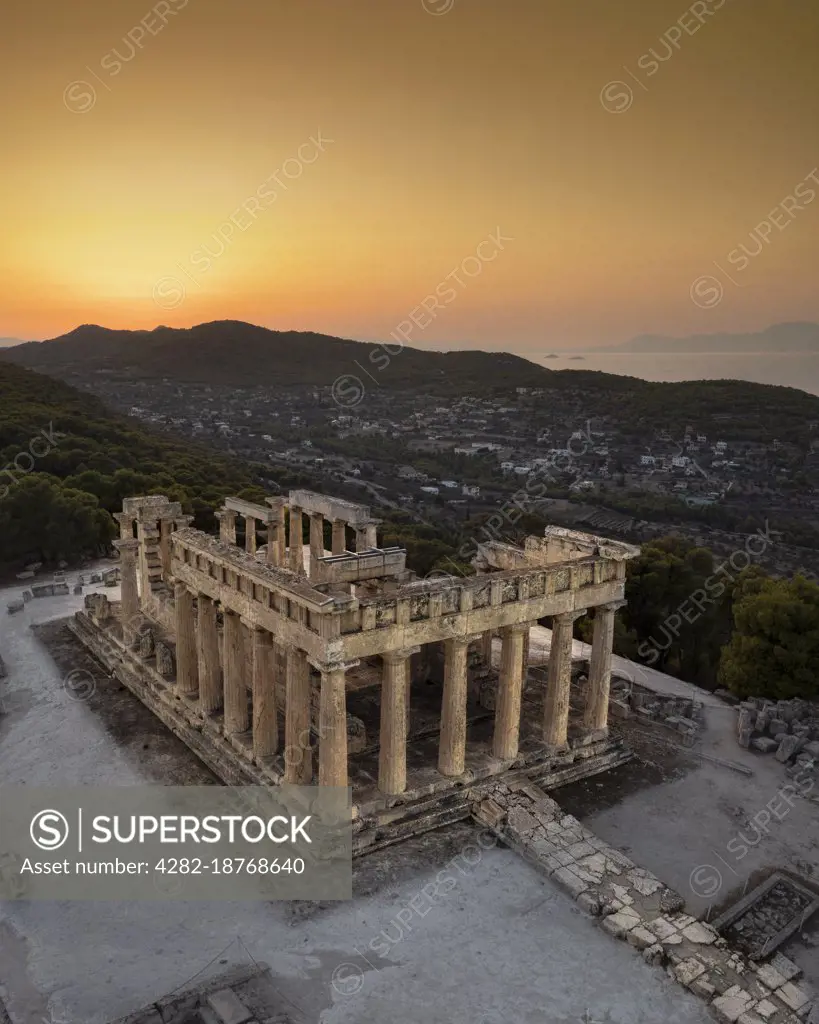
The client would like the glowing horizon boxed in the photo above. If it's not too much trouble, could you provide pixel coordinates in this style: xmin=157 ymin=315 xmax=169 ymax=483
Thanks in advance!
xmin=3 ymin=0 xmax=818 ymax=349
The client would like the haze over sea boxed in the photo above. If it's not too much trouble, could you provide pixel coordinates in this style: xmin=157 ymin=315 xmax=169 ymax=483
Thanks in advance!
xmin=532 ymin=350 xmax=819 ymax=397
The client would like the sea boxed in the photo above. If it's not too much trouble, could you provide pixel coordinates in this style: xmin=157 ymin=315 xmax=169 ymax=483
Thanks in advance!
xmin=529 ymin=351 xmax=819 ymax=397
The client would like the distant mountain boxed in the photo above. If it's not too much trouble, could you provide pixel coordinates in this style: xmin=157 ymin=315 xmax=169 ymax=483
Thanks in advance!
xmin=0 ymin=337 xmax=24 ymax=347
xmin=609 ymin=322 xmax=819 ymax=353
xmin=0 ymin=320 xmax=557 ymax=392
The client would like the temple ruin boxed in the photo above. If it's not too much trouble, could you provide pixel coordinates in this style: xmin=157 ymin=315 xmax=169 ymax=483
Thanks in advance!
xmin=71 ymin=491 xmax=640 ymax=851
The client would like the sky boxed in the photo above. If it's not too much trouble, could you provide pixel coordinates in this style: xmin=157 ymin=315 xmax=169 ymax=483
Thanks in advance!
xmin=2 ymin=0 xmax=818 ymax=350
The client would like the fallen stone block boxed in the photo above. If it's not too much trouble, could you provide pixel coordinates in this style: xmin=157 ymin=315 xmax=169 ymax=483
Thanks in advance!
xmin=769 ymin=718 xmax=788 ymax=737
xmin=600 ymin=906 xmax=642 ymax=938
xmin=674 ymin=957 xmax=707 ymax=987
xmin=206 ymin=988 xmax=254 ymax=1024
xmin=755 ymin=964 xmax=788 ymax=991
xmin=776 ymin=735 xmax=804 ymax=763
xmin=751 ymin=737 xmax=778 ymax=754
xmin=751 ymin=998 xmax=779 ymax=1020
xmin=777 ymin=982 xmax=811 ymax=1013
xmin=626 ymin=925 xmax=657 ymax=951
xmin=552 ymin=866 xmax=589 ymax=898
xmin=711 ymin=985 xmax=756 ymax=1022
xmin=682 ymin=921 xmax=719 ymax=945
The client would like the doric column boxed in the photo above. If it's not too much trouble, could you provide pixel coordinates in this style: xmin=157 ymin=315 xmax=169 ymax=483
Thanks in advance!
xmin=438 ymin=635 xmax=472 ymax=777
xmin=113 ymin=538 xmax=140 ymax=627
xmin=159 ymin=519 xmax=174 ymax=580
xmin=379 ymin=648 xmax=418 ymax=795
xmin=318 ymin=662 xmax=355 ymax=787
xmin=276 ymin=505 xmax=287 ymax=566
xmin=251 ymin=626 xmax=278 ymax=760
xmin=284 ymin=647 xmax=312 ymax=783
xmin=355 ymin=522 xmax=378 ymax=551
xmin=288 ymin=507 xmax=304 ymax=574
xmin=265 ymin=518 xmax=280 ymax=566
xmin=481 ymin=630 xmax=493 ymax=666
xmin=584 ymin=601 xmax=625 ymax=734
xmin=309 ymin=513 xmax=324 ymax=555
xmin=331 ymin=519 xmax=346 ymax=556
xmin=218 ymin=508 xmax=237 ymax=545
xmin=197 ymin=594 xmax=222 ymax=714
xmin=113 ymin=512 xmax=134 ymax=540
xmin=222 ymin=610 xmax=249 ymax=735
xmin=174 ymin=582 xmax=198 ymax=696
xmin=493 ymin=623 xmax=528 ymax=760
xmin=543 ymin=610 xmax=584 ymax=749
xmin=245 ymin=516 xmax=257 ymax=555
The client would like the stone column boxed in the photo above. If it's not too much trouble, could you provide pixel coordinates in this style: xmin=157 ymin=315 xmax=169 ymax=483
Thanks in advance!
xmin=288 ymin=506 xmax=304 ymax=574
xmin=331 ymin=519 xmax=346 ymax=556
xmin=218 ymin=508 xmax=237 ymax=544
xmin=355 ymin=522 xmax=378 ymax=551
xmin=318 ymin=663 xmax=352 ymax=787
xmin=276 ymin=505 xmax=287 ymax=567
xmin=481 ymin=630 xmax=493 ymax=666
xmin=159 ymin=519 xmax=173 ymax=580
xmin=197 ymin=594 xmax=222 ymax=714
xmin=223 ymin=610 xmax=249 ymax=735
xmin=438 ymin=636 xmax=471 ymax=777
xmin=284 ymin=647 xmax=312 ymax=783
xmin=245 ymin=516 xmax=257 ymax=555
xmin=113 ymin=538 xmax=140 ymax=628
xmin=173 ymin=582 xmax=198 ymax=696
xmin=493 ymin=624 xmax=527 ymax=760
xmin=251 ymin=626 xmax=278 ymax=760
xmin=265 ymin=518 xmax=280 ymax=566
xmin=113 ymin=512 xmax=134 ymax=540
xmin=379 ymin=649 xmax=416 ymax=795
xmin=583 ymin=601 xmax=624 ymax=734
xmin=309 ymin=513 xmax=324 ymax=556
xmin=543 ymin=610 xmax=584 ymax=750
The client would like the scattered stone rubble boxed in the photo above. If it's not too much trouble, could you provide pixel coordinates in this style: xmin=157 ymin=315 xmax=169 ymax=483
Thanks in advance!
xmin=605 ymin=675 xmax=704 ymax=745
xmin=736 ymin=699 xmax=819 ymax=773
xmin=473 ymin=779 xmax=815 ymax=1024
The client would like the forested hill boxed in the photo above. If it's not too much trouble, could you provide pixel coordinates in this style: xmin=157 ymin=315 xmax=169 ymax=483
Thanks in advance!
xmin=5 ymin=323 xmax=819 ymax=439
xmin=2 ymin=321 xmax=545 ymax=392
xmin=0 ymin=362 xmax=302 ymax=568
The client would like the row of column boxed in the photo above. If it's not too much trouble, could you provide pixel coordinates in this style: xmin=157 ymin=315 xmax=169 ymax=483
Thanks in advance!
xmin=120 ymin=543 xmax=620 ymax=793
xmin=436 ymin=601 xmax=622 ymax=778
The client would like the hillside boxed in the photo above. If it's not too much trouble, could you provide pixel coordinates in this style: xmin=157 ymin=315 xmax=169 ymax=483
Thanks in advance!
xmin=0 ymin=321 xmax=553 ymax=392
xmin=0 ymin=361 xmax=309 ymax=568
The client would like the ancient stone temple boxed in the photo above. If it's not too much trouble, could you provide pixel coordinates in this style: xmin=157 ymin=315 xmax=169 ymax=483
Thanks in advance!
xmin=72 ymin=491 xmax=640 ymax=852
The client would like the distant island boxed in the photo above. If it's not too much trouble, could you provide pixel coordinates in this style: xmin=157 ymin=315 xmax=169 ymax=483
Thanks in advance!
xmin=568 ymin=355 xmax=585 ymax=361
xmin=594 ymin=321 xmax=819 ymax=354
xmin=543 ymin=353 xmax=558 ymax=359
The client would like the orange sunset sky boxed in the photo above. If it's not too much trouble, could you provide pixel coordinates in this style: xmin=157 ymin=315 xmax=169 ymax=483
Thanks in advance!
xmin=2 ymin=0 xmax=818 ymax=348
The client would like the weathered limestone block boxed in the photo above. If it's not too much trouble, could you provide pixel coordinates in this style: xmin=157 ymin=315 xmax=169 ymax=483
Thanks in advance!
xmin=769 ymin=718 xmax=788 ymax=737
xmin=675 ymin=957 xmax=708 ymax=987
xmin=776 ymin=982 xmax=811 ymax=1013
xmin=711 ymin=986 xmax=756 ymax=1023
xmin=752 ymin=737 xmax=778 ymax=754
xmin=155 ymin=642 xmax=175 ymax=679
xmin=776 ymin=735 xmax=804 ymax=763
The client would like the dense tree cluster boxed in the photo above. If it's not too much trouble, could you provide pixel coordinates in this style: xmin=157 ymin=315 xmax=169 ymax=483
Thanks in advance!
xmin=0 ymin=363 xmax=278 ymax=567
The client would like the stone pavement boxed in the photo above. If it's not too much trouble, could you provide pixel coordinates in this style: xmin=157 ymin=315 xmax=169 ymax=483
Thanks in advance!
xmin=473 ymin=779 xmax=817 ymax=1024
